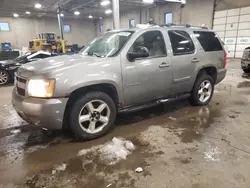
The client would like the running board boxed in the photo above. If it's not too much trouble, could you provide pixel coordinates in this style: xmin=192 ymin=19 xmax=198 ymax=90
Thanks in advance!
xmin=118 ymin=94 xmax=190 ymax=114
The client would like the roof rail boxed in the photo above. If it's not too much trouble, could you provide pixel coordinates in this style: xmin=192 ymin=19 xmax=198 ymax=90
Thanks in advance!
xmin=160 ymin=24 xmax=208 ymax=29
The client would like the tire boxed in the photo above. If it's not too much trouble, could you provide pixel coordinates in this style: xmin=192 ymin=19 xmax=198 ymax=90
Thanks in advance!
xmin=189 ymin=74 xmax=214 ymax=106
xmin=0 ymin=70 xmax=10 ymax=86
xmin=243 ymin=69 xmax=250 ymax=73
xmin=69 ymin=91 xmax=117 ymax=140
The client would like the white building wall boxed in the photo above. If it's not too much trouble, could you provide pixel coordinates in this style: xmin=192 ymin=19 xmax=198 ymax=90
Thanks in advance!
xmin=213 ymin=6 xmax=250 ymax=58
xmin=0 ymin=17 xmax=96 ymax=48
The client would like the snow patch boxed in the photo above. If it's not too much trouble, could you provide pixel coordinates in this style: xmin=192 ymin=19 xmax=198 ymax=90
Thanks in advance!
xmin=78 ymin=137 xmax=136 ymax=165
xmin=204 ymin=146 xmax=221 ymax=162
xmin=52 ymin=163 xmax=67 ymax=174
xmin=135 ymin=167 xmax=143 ymax=173
xmin=100 ymin=137 xmax=136 ymax=165
xmin=10 ymin=129 xmax=21 ymax=134
xmin=2 ymin=105 xmax=26 ymax=129
xmin=169 ymin=116 xmax=177 ymax=121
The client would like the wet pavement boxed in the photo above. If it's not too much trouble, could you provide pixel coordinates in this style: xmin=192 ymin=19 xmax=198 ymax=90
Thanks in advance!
xmin=1 ymin=59 xmax=250 ymax=188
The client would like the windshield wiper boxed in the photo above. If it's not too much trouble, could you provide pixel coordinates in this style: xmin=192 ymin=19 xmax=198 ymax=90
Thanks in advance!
xmin=87 ymin=52 xmax=102 ymax=58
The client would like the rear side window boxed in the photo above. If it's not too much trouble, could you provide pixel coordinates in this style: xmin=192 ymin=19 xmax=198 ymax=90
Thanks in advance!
xmin=194 ymin=31 xmax=223 ymax=52
xmin=168 ymin=30 xmax=195 ymax=56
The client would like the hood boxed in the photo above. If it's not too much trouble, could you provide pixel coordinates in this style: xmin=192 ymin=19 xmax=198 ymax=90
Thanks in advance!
xmin=17 ymin=54 xmax=112 ymax=78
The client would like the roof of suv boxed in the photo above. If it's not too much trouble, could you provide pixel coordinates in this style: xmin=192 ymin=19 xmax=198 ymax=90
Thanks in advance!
xmin=111 ymin=24 xmax=212 ymax=33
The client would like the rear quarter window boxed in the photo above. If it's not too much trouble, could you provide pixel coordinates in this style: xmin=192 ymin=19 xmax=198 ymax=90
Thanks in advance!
xmin=194 ymin=31 xmax=223 ymax=52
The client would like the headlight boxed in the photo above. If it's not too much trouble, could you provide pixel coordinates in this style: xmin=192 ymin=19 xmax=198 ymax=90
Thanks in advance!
xmin=28 ymin=79 xmax=55 ymax=98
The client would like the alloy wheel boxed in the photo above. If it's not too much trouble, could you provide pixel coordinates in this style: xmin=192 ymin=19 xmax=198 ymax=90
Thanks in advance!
xmin=78 ymin=100 xmax=111 ymax=134
xmin=198 ymin=80 xmax=212 ymax=103
xmin=0 ymin=71 xmax=8 ymax=85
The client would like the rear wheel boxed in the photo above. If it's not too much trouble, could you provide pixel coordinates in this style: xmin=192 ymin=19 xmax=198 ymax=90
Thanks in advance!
xmin=189 ymin=74 xmax=214 ymax=106
xmin=69 ymin=91 xmax=116 ymax=140
xmin=0 ymin=70 xmax=10 ymax=86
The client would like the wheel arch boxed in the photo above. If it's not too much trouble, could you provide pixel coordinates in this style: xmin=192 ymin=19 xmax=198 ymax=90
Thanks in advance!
xmin=62 ymin=83 xmax=119 ymax=129
xmin=195 ymin=66 xmax=217 ymax=84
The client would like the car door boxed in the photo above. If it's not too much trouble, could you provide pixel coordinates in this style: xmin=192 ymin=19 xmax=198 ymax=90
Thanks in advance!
xmin=121 ymin=30 xmax=173 ymax=106
xmin=167 ymin=30 xmax=197 ymax=94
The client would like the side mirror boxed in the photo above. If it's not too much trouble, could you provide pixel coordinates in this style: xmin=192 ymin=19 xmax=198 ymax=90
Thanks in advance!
xmin=127 ymin=46 xmax=150 ymax=61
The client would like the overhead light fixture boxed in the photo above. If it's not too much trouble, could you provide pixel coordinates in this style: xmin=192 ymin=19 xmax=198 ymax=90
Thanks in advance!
xmin=35 ymin=3 xmax=42 ymax=8
xmin=105 ymin=9 xmax=112 ymax=14
xmin=60 ymin=13 xmax=64 ymax=17
xmin=143 ymin=0 xmax=154 ymax=3
xmin=164 ymin=0 xmax=186 ymax=3
xmin=99 ymin=17 xmax=103 ymax=20
xmin=101 ymin=0 xmax=111 ymax=6
xmin=88 ymin=14 xmax=93 ymax=18
xmin=26 ymin=11 xmax=31 ymax=14
xmin=74 ymin=11 xmax=80 ymax=15
xmin=13 ymin=13 xmax=19 ymax=17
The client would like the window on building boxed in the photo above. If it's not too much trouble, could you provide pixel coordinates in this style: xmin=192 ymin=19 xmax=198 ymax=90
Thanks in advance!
xmin=164 ymin=13 xmax=173 ymax=24
xmin=129 ymin=30 xmax=167 ymax=58
xmin=0 ymin=22 xmax=10 ymax=31
xmin=168 ymin=30 xmax=195 ymax=56
xmin=194 ymin=31 xmax=223 ymax=52
xmin=63 ymin=25 xmax=71 ymax=33
xmin=100 ymin=24 xmax=104 ymax=33
xmin=129 ymin=19 xmax=135 ymax=28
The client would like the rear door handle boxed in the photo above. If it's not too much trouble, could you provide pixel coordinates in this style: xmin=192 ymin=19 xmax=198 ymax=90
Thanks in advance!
xmin=191 ymin=58 xmax=200 ymax=63
xmin=159 ymin=62 xmax=170 ymax=68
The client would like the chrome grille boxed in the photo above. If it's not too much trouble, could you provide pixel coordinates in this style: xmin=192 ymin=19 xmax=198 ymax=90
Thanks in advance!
xmin=15 ymin=75 xmax=27 ymax=97
xmin=16 ymin=76 xmax=27 ymax=84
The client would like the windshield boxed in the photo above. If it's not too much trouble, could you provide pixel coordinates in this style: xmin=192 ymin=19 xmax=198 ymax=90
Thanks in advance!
xmin=41 ymin=33 xmax=55 ymax=40
xmin=80 ymin=31 xmax=133 ymax=58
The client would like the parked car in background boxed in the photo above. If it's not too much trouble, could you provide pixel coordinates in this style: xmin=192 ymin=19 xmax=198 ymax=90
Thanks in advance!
xmin=0 ymin=51 xmax=57 ymax=85
xmin=12 ymin=24 xmax=227 ymax=140
xmin=241 ymin=47 xmax=250 ymax=73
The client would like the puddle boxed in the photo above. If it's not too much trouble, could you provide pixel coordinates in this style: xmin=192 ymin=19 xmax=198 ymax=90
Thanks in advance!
xmin=167 ymin=107 xmax=222 ymax=143
xmin=78 ymin=137 xmax=136 ymax=165
xmin=233 ymin=100 xmax=248 ymax=106
xmin=237 ymin=81 xmax=250 ymax=88
xmin=21 ymin=137 xmax=152 ymax=188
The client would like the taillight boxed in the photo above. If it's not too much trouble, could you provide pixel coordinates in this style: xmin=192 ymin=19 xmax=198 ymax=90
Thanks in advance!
xmin=224 ymin=50 xmax=227 ymax=68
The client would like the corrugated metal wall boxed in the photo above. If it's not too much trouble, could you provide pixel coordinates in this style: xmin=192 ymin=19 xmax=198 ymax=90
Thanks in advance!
xmin=213 ymin=7 xmax=250 ymax=58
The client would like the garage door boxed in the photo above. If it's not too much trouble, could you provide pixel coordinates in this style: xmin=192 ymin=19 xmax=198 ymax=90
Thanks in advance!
xmin=213 ymin=7 xmax=250 ymax=58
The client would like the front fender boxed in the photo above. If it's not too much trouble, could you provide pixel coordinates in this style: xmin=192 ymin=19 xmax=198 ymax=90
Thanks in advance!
xmin=54 ymin=73 xmax=123 ymax=103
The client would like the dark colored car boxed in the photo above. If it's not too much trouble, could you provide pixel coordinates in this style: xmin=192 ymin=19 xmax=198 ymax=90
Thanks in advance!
xmin=0 ymin=51 xmax=57 ymax=86
xmin=241 ymin=47 xmax=250 ymax=73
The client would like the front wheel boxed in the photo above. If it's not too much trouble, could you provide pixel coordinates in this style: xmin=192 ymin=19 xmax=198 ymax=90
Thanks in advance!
xmin=69 ymin=91 xmax=117 ymax=140
xmin=0 ymin=70 xmax=10 ymax=86
xmin=189 ymin=74 xmax=214 ymax=106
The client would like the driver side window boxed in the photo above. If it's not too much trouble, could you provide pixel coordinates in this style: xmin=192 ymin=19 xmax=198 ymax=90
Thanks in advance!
xmin=129 ymin=30 xmax=167 ymax=58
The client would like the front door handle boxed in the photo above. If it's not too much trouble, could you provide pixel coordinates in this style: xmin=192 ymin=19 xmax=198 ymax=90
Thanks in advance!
xmin=159 ymin=62 xmax=170 ymax=68
xmin=191 ymin=58 xmax=200 ymax=63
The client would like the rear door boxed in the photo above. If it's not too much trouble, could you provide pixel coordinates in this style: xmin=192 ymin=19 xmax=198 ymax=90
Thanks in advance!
xmin=167 ymin=30 xmax=197 ymax=94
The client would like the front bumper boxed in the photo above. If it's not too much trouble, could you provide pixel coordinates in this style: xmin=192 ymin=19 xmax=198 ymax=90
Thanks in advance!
xmin=216 ymin=68 xmax=227 ymax=84
xmin=241 ymin=59 xmax=250 ymax=70
xmin=12 ymin=88 xmax=68 ymax=130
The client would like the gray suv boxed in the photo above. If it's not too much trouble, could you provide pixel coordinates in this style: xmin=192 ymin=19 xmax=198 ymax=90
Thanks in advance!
xmin=12 ymin=24 xmax=227 ymax=140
